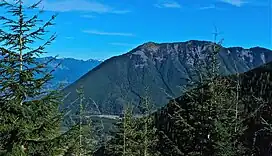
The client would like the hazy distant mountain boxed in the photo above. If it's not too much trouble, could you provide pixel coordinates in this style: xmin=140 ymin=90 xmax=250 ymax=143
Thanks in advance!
xmin=36 ymin=57 xmax=102 ymax=88
xmin=63 ymin=40 xmax=272 ymax=114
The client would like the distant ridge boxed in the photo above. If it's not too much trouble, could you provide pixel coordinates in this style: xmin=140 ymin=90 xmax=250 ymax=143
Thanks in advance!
xmin=36 ymin=57 xmax=102 ymax=88
xmin=63 ymin=40 xmax=272 ymax=114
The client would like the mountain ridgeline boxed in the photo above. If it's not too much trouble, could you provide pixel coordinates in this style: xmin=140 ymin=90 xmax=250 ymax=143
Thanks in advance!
xmin=63 ymin=40 xmax=272 ymax=114
xmin=36 ymin=57 xmax=102 ymax=88
xmin=95 ymin=57 xmax=272 ymax=156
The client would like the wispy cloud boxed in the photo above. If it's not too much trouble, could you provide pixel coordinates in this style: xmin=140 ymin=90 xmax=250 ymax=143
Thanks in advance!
xmin=110 ymin=10 xmax=131 ymax=14
xmin=199 ymin=4 xmax=216 ymax=10
xmin=16 ymin=0 xmax=131 ymax=14
xmin=199 ymin=4 xmax=226 ymax=11
xmin=82 ymin=30 xmax=134 ymax=37
xmin=80 ymin=14 xmax=96 ymax=19
xmin=154 ymin=1 xmax=181 ymax=9
xmin=109 ymin=42 xmax=135 ymax=46
xmin=219 ymin=0 xmax=248 ymax=7
xmin=65 ymin=36 xmax=74 ymax=40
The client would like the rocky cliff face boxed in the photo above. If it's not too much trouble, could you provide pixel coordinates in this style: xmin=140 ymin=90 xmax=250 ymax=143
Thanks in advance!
xmin=63 ymin=40 xmax=272 ymax=114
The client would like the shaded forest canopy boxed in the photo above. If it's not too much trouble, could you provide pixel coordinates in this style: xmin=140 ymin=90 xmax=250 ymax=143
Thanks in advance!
xmin=1 ymin=0 xmax=272 ymax=156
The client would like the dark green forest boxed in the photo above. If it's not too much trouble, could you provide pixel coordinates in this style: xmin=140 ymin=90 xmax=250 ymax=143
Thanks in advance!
xmin=1 ymin=0 xmax=272 ymax=156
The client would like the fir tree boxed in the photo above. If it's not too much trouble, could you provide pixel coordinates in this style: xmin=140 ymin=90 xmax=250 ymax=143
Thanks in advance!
xmin=63 ymin=87 xmax=95 ymax=156
xmin=137 ymin=90 xmax=161 ymax=156
xmin=0 ymin=0 xmax=80 ymax=155
xmin=165 ymin=31 xmax=247 ymax=155
xmin=105 ymin=103 xmax=139 ymax=156
xmin=102 ymin=94 xmax=161 ymax=156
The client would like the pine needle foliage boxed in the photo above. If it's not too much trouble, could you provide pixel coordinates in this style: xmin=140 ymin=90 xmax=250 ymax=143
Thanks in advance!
xmin=137 ymin=95 xmax=161 ymax=156
xmin=163 ymin=37 xmax=247 ymax=155
xmin=102 ymin=94 xmax=161 ymax=156
xmin=0 ymin=0 xmax=80 ymax=155
xmin=63 ymin=86 xmax=95 ymax=156
xmin=105 ymin=103 xmax=139 ymax=156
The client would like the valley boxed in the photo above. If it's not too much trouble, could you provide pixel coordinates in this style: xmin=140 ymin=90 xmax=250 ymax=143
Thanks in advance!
xmin=1 ymin=0 xmax=272 ymax=155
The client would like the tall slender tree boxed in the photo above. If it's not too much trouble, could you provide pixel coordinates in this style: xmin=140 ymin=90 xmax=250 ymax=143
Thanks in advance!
xmin=103 ymin=103 xmax=139 ymax=156
xmin=135 ymin=88 xmax=161 ymax=156
xmin=0 ymin=0 xmax=79 ymax=155
xmin=162 ymin=32 xmax=247 ymax=155
xmin=138 ymin=97 xmax=161 ymax=156
xmin=63 ymin=87 xmax=95 ymax=156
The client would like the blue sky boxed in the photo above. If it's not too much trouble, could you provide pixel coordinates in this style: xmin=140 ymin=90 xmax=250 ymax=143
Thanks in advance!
xmin=1 ymin=0 xmax=272 ymax=60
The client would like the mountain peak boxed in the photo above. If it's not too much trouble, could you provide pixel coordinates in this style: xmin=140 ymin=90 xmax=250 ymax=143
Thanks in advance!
xmin=63 ymin=40 xmax=272 ymax=114
xmin=136 ymin=41 xmax=159 ymax=52
xmin=131 ymin=40 xmax=215 ymax=55
xmin=141 ymin=41 xmax=157 ymax=47
xmin=128 ymin=40 xmax=216 ymax=68
xmin=185 ymin=40 xmax=213 ymax=45
xmin=138 ymin=40 xmax=213 ymax=48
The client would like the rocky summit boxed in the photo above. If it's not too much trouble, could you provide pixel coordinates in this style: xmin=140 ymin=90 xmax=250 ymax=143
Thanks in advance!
xmin=62 ymin=40 xmax=272 ymax=114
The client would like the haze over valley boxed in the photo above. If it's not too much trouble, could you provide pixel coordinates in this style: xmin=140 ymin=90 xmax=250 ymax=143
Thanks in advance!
xmin=1 ymin=0 xmax=272 ymax=155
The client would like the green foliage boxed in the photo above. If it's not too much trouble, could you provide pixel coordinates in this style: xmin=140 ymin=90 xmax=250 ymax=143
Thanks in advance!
xmin=105 ymin=103 xmax=138 ymax=156
xmin=1 ymin=1 xmax=271 ymax=155
xmin=137 ymin=93 xmax=161 ymax=156
xmin=62 ymin=86 xmax=95 ymax=156
xmin=97 ymin=38 xmax=260 ymax=156
xmin=100 ymin=93 xmax=161 ymax=156
xmin=154 ymin=38 xmax=249 ymax=156
xmin=0 ymin=0 xmax=80 ymax=155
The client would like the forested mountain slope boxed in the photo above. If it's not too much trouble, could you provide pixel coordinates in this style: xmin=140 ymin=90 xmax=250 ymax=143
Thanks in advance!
xmin=153 ymin=61 xmax=272 ymax=155
xmin=63 ymin=40 xmax=272 ymax=114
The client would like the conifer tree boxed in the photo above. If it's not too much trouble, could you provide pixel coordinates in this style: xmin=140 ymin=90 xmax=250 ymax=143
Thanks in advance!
xmin=0 ymin=0 xmax=80 ymax=155
xmin=88 ymin=97 xmax=109 ymax=150
xmin=102 ymin=94 xmax=161 ymax=156
xmin=136 ymin=89 xmax=161 ymax=156
xmin=166 ymin=31 xmax=247 ymax=155
xmin=63 ymin=87 xmax=95 ymax=156
xmin=105 ymin=103 xmax=139 ymax=156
